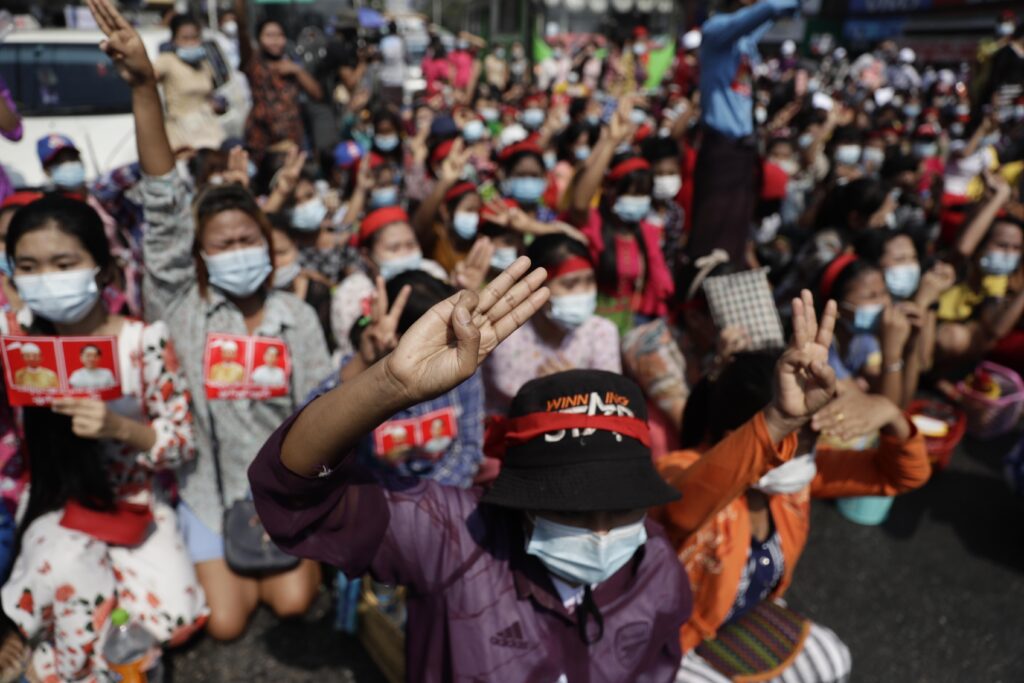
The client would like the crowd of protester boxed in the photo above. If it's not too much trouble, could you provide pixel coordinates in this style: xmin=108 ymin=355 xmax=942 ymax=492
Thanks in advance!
xmin=0 ymin=0 xmax=1021 ymax=679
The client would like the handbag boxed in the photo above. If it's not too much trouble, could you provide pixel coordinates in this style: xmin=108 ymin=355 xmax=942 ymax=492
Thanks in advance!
xmin=208 ymin=407 xmax=299 ymax=575
xmin=694 ymin=601 xmax=810 ymax=682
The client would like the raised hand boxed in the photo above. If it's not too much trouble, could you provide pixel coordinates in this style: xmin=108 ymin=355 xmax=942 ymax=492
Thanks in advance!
xmin=274 ymin=148 xmax=308 ymax=197
xmin=87 ymin=0 xmax=155 ymax=86
xmin=880 ymin=304 xmax=912 ymax=357
xmin=359 ymin=276 xmax=411 ymax=365
xmin=439 ymin=139 xmax=471 ymax=185
xmin=453 ymin=237 xmax=495 ymax=291
xmin=384 ymin=257 xmax=549 ymax=403
xmin=770 ymin=290 xmax=838 ymax=431
xmin=917 ymin=261 xmax=955 ymax=305
xmin=222 ymin=146 xmax=251 ymax=189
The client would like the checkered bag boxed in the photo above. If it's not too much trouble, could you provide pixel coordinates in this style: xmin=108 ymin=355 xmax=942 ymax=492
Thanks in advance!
xmin=701 ymin=268 xmax=784 ymax=351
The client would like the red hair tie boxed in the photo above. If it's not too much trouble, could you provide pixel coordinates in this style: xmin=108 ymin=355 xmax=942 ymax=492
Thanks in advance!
xmin=607 ymin=157 xmax=651 ymax=182
xmin=546 ymin=256 xmax=593 ymax=281
xmin=820 ymin=252 xmax=857 ymax=301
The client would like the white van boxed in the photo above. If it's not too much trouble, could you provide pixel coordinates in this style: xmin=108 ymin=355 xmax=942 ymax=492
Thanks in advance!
xmin=0 ymin=27 xmax=250 ymax=188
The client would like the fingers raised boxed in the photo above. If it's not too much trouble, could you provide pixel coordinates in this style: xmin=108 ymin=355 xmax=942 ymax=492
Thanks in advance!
xmin=490 ymin=287 xmax=551 ymax=346
xmin=817 ymin=299 xmax=837 ymax=349
xmin=474 ymin=256 xmax=532 ymax=317
xmin=388 ymin=284 xmax=412 ymax=326
xmin=479 ymin=267 xmax=548 ymax=325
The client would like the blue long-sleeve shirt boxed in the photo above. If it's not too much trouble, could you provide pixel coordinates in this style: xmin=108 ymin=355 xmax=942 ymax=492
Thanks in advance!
xmin=699 ymin=0 xmax=796 ymax=139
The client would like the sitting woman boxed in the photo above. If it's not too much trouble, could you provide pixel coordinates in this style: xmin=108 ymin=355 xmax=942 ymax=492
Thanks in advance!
xmin=657 ymin=292 xmax=930 ymax=683
xmin=483 ymin=235 xmax=621 ymax=415
xmin=99 ymin=2 xmax=331 ymax=641
xmin=1 ymin=195 xmax=206 ymax=681
xmin=820 ymin=254 xmax=922 ymax=408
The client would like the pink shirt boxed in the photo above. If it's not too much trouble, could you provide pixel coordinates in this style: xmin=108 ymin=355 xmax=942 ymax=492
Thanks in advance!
xmin=482 ymin=314 xmax=622 ymax=414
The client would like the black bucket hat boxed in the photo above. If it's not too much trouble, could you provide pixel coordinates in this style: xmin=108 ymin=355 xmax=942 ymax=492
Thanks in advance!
xmin=481 ymin=369 xmax=681 ymax=512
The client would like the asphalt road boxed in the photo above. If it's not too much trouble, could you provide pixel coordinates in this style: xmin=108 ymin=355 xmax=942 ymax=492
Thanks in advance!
xmin=170 ymin=432 xmax=1024 ymax=682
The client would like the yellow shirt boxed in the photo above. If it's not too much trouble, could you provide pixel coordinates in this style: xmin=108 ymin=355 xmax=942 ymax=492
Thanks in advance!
xmin=208 ymin=361 xmax=245 ymax=384
xmin=937 ymin=275 xmax=1009 ymax=322
xmin=14 ymin=366 xmax=59 ymax=389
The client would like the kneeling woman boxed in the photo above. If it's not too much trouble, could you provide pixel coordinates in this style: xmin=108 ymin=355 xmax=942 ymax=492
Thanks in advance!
xmin=1 ymin=196 xmax=206 ymax=682
xmin=657 ymin=292 xmax=930 ymax=683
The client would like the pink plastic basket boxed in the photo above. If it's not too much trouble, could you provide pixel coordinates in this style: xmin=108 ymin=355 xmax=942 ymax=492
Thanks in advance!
xmin=957 ymin=362 xmax=1024 ymax=439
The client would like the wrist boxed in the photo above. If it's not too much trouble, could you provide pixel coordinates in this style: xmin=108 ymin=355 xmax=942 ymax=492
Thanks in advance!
xmin=763 ymin=404 xmax=807 ymax=444
xmin=379 ymin=355 xmax=418 ymax=410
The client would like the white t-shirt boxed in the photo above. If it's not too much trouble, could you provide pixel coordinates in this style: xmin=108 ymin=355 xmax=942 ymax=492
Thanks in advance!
xmin=68 ymin=367 xmax=117 ymax=390
xmin=251 ymin=364 xmax=287 ymax=387
xmin=379 ymin=34 xmax=406 ymax=87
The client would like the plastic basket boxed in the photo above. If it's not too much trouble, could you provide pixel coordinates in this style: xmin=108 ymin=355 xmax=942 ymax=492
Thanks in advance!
xmin=836 ymin=495 xmax=895 ymax=526
xmin=957 ymin=362 xmax=1024 ymax=440
xmin=908 ymin=398 xmax=967 ymax=470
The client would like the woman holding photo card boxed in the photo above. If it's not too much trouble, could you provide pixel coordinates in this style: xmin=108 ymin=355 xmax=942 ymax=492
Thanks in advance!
xmin=90 ymin=0 xmax=331 ymax=641
xmin=0 ymin=194 xmax=207 ymax=680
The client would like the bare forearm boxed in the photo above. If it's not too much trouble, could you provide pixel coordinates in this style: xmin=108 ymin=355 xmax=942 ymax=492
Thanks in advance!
xmin=234 ymin=0 xmax=253 ymax=67
xmin=957 ymin=190 xmax=1010 ymax=258
xmin=295 ymin=69 xmax=323 ymax=100
xmin=113 ymin=415 xmax=158 ymax=452
xmin=282 ymin=359 xmax=410 ymax=476
xmin=132 ymin=82 xmax=174 ymax=176
xmin=413 ymin=179 xmax=451 ymax=238
xmin=983 ymin=288 xmax=1024 ymax=341
xmin=763 ymin=404 xmax=808 ymax=445
xmin=571 ymin=134 xmax=615 ymax=216
xmin=0 ymin=96 xmax=19 ymax=134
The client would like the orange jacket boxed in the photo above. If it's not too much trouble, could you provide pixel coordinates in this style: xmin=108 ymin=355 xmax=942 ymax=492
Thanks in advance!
xmin=654 ymin=411 xmax=931 ymax=652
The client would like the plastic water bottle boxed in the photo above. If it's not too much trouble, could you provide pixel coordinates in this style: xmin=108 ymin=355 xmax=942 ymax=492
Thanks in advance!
xmin=102 ymin=608 xmax=164 ymax=683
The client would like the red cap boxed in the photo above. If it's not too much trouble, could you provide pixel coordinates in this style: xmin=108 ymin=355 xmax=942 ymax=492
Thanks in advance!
xmin=761 ymin=161 xmax=789 ymax=200
xmin=431 ymin=139 xmax=456 ymax=165
xmin=444 ymin=181 xmax=477 ymax=204
xmin=1 ymin=191 xmax=44 ymax=211
xmin=607 ymin=157 xmax=651 ymax=182
xmin=820 ymin=252 xmax=857 ymax=301
xmin=358 ymin=207 xmax=410 ymax=245
xmin=499 ymin=139 xmax=544 ymax=162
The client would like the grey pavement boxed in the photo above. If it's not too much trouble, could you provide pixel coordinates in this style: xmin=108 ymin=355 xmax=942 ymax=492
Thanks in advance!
xmin=171 ymin=433 xmax=1024 ymax=682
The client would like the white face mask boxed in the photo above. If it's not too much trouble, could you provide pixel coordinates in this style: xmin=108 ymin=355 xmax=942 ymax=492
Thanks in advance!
xmin=753 ymin=452 xmax=817 ymax=495
xmin=291 ymin=197 xmax=328 ymax=231
xmin=834 ymin=145 xmax=862 ymax=166
xmin=652 ymin=174 xmax=682 ymax=201
xmin=490 ymin=246 xmax=518 ymax=271
xmin=14 ymin=267 xmax=101 ymax=324
xmin=526 ymin=515 xmax=647 ymax=586
xmin=272 ymin=259 xmax=302 ymax=289
xmin=201 ymin=246 xmax=272 ymax=298
xmin=378 ymin=250 xmax=423 ymax=281
xmin=547 ymin=290 xmax=596 ymax=330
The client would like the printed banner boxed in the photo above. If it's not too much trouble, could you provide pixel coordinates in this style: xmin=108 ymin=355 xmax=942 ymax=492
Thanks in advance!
xmin=203 ymin=333 xmax=291 ymax=400
xmin=0 ymin=335 xmax=122 ymax=406
xmin=372 ymin=407 xmax=458 ymax=464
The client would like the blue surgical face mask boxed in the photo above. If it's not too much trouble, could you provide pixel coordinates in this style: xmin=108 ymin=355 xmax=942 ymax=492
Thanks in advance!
xmin=502 ymin=176 xmax=547 ymax=205
xmin=526 ymin=515 xmax=648 ymax=586
xmin=463 ymin=119 xmax=485 ymax=143
xmin=980 ymin=251 xmax=1021 ymax=276
xmin=849 ymin=303 xmax=884 ymax=332
xmin=543 ymin=151 xmax=557 ymax=170
xmin=612 ymin=195 xmax=652 ymax=224
xmin=547 ymin=290 xmax=596 ymax=330
xmin=903 ymin=104 xmax=921 ymax=119
xmin=378 ymin=250 xmax=423 ymax=281
xmin=370 ymin=186 xmax=400 ymax=209
xmin=912 ymin=142 xmax=938 ymax=158
xmin=452 ymin=211 xmax=479 ymax=240
xmin=574 ymin=146 xmax=591 ymax=161
xmin=290 ymin=197 xmax=328 ymax=231
xmin=862 ymin=146 xmax=886 ymax=168
xmin=50 ymin=161 xmax=86 ymax=189
xmin=798 ymin=133 xmax=814 ymax=150
xmin=14 ymin=267 xmax=101 ymax=324
xmin=629 ymin=108 xmax=648 ymax=125
xmin=490 ymin=246 xmax=518 ymax=271
xmin=272 ymin=259 xmax=302 ymax=289
xmin=176 ymin=45 xmax=207 ymax=64
xmin=521 ymin=108 xmax=545 ymax=130
xmin=202 ymin=246 xmax=272 ymax=298
xmin=884 ymin=263 xmax=921 ymax=299
xmin=834 ymin=145 xmax=862 ymax=166
xmin=480 ymin=107 xmax=499 ymax=122
xmin=585 ymin=115 xmax=601 ymax=127
xmin=374 ymin=134 xmax=400 ymax=152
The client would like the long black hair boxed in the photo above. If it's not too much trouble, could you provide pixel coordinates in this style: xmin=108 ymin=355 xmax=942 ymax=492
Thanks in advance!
xmin=596 ymin=154 xmax=653 ymax=295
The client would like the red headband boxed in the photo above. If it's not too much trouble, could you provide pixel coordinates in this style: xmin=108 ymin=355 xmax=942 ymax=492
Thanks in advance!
xmin=358 ymin=206 xmax=410 ymax=245
xmin=820 ymin=252 xmax=857 ymax=301
xmin=1 ymin=191 xmax=44 ymax=211
xmin=484 ymin=411 xmax=652 ymax=461
xmin=444 ymin=181 xmax=477 ymax=204
xmin=547 ymin=256 xmax=593 ymax=281
xmin=431 ymin=139 xmax=455 ymax=165
xmin=607 ymin=157 xmax=650 ymax=182
xmin=499 ymin=139 xmax=543 ymax=162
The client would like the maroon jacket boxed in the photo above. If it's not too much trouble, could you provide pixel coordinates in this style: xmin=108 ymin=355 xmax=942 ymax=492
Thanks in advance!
xmin=250 ymin=409 xmax=691 ymax=682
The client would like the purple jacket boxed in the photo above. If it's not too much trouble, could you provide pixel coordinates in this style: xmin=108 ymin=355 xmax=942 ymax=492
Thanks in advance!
xmin=250 ymin=409 xmax=692 ymax=682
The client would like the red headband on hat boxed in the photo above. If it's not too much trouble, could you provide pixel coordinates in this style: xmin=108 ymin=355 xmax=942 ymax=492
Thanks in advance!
xmin=607 ymin=157 xmax=650 ymax=182
xmin=820 ymin=252 xmax=857 ymax=301
xmin=431 ymin=139 xmax=456 ymax=165
xmin=484 ymin=411 xmax=652 ymax=461
xmin=444 ymin=181 xmax=477 ymax=204
xmin=499 ymin=139 xmax=543 ymax=162
xmin=358 ymin=206 xmax=410 ymax=245
xmin=546 ymin=256 xmax=593 ymax=281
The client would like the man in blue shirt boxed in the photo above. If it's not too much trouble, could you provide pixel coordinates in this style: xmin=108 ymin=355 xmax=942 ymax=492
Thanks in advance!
xmin=686 ymin=0 xmax=799 ymax=266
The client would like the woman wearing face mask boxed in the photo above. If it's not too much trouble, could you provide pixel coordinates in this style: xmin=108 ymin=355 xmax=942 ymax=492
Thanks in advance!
xmin=330 ymin=207 xmax=448 ymax=358
xmin=641 ymin=137 xmax=686 ymax=271
xmin=99 ymin=0 xmax=331 ymax=639
xmin=2 ymin=195 xmax=208 ymax=681
xmin=936 ymin=172 xmax=1024 ymax=365
xmin=483 ymin=236 xmax=621 ymax=414
xmin=232 ymin=0 xmax=322 ymax=162
xmin=152 ymin=14 xmax=225 ymax=152
xmin=821 ymin=254 xmax=921 ymax=408
xmin=569 ymin=105 xmax=674 ymax=335
xmin=370 ymin=107 xmax=405 ymax=165
xmin=658 ymin=293 xmax=929 ymax=683
xmin=413 ymin=139 xmax=485 ymax=272
xmin=250 ymin=258 xmax=708 ymax=681
xmin=270 ymin=222 xmax=336 ymax=352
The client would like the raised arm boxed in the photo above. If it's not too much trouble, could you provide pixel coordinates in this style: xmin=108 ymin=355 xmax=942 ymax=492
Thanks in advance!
xmin=701 ymin=0 xmax=796 ymax=49
xmin=569 ymin=100 xmax=635 ymax=223
xmin=0 ymin=80 xmax=22 ymax=140
xmin=412 ymin=139 xmax=470 ymax=242
xmin=956 ymin=169 xmax=1012 ymax=260
xmin=234 ymin=0 xmax=254 ymax=70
